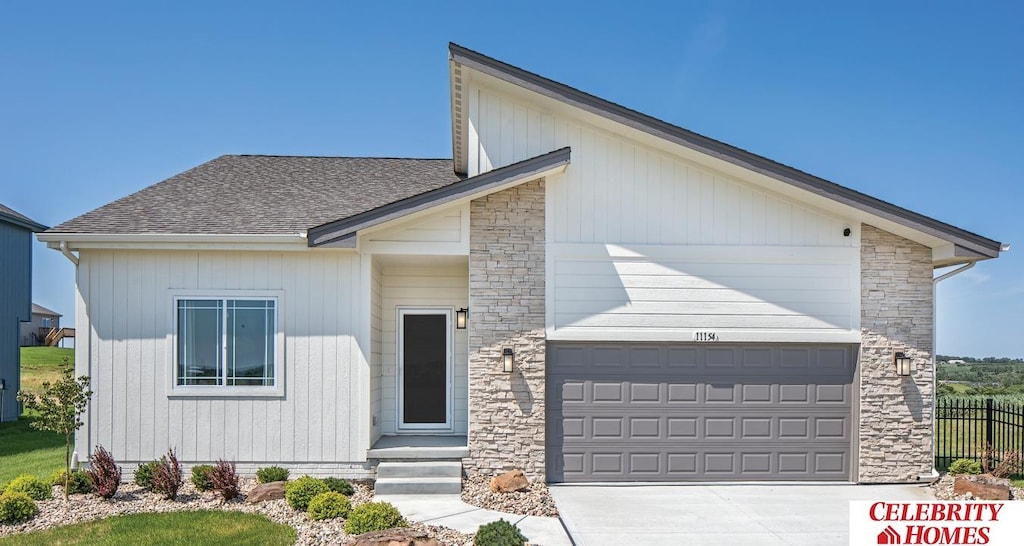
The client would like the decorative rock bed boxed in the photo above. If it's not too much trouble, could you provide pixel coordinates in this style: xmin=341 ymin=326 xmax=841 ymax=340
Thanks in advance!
xmin=460 ymin=474 xmax=558 ymax=517
xmin=930 ymin=473 xmax=1023 ymax=501
xmin=0 ymin=479 xmax=471 ymax=546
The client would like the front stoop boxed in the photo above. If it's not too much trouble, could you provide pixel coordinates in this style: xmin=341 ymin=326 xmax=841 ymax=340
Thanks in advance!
xmin=375 ymin=461 xmax=463 ymax=495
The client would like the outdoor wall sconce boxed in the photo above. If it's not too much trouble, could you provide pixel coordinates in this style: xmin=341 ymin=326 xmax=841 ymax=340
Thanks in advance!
xmin=456 ymin=308 xmax=468 ymax=330
xmin=894 ymin=351 xmax=912 ymax=377
xmin=502 ymin=348 xmax=514 ymax=373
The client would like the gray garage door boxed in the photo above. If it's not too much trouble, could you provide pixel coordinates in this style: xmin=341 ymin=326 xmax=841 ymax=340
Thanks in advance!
xmin=546 ymin=343 xmax=856 ymax=482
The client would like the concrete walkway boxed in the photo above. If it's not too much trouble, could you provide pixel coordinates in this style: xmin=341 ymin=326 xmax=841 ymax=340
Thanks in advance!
xmin=550 ymin=483 xmax=934 ymax=546
xmin=375 ymin=494 xmax=573 ymax=546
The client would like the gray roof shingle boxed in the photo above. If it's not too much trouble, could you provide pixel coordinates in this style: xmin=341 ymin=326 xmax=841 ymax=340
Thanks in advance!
xmin=47 ymin=155 xmax=463 ymax=235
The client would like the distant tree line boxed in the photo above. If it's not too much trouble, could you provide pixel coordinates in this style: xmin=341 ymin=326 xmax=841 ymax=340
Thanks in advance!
xmin=937 ymin=354 xmax=1024 ymax=364
xmin=936 ymin=357 xmax=1024 ymax=397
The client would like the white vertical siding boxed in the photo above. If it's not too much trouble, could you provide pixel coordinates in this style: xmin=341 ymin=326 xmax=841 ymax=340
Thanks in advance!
xmin=76 ymin=249 xmax=367 ymax=467
xmin=365 ymin=207 xmax=466 ymax=244
xmin=369 ymin=258 xmax=383 ymax=442
xmin=379 ymin=262 xmax=469 ymax=435
xmin=471 ymin=84 xmax=861 ymax=343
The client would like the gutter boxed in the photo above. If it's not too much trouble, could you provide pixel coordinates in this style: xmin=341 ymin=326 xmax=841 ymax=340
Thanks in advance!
xmin=926 ymin=261 xmax=977 ymax=481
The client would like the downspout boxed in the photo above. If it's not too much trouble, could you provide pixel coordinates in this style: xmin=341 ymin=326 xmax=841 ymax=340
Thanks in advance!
xmin=58 ymin=240 xmax=79 ymax=266
xmin=925 ymin=261 xmax=976 ymax=481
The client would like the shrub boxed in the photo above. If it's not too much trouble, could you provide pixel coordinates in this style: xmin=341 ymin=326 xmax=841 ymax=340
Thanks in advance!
xmin=475 ymin=519 xmax=528 ymax=546
xmin=323 ymin=477 xmax=354 ymax=496
xmin=48 ymin=469 xmax=94 ymax=495
xmin=991 ymin=451 xmax=1023 ymax=479
xmin=135 ymin=460 xmax=159 ymax=489
xmin=210 ymin=460 xmax=240 ymax=502
xmin=151 ymin=449 xmax=183 ymax=500
xmin=86 ymin=445 xmax=122 ymax=499
xmin=948 ymin=458 xmax=982 ymax=475
xmin=344 ymin=501 xmax=407 ymax=534
xmin=284 ymin=476 xmax=329 ymax=511
xmin=0 ymin=492 xmax=39 ymax=524
xmin=191 ymin=465 xmax=215 ymax=492
xmin=256 ymin=466 xmax=289 ymax=484
xmin=5 ymin=475 xmax=52 ymax=501
xmin=307 ymin=491 xmax=351 ymax=521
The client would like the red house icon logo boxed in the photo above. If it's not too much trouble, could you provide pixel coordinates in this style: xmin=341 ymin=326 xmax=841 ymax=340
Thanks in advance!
xmin=877 ymin=525 xmax=901 ymax=544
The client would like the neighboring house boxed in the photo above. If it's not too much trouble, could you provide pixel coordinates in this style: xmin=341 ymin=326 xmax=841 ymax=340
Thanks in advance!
xmin=38 ymin=44 xmax=1007 ymax=486
xmin=20 ymin=303 xmax=62 ymax=347
xmin=1 ymin=203 xmax=48 ymax=422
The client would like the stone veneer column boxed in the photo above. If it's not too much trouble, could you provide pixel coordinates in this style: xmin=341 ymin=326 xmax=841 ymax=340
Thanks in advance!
xmin=466 ymin=179 xmax=546 ymax=480
xmin=859 ymin=225 xmax=934 ymax=482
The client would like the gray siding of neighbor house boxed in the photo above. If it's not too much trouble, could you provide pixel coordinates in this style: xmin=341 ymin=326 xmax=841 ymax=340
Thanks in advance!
xmin=20 ymin=312 xmax=59 ymax=347
xmin=0 ymin=221 xmax=34 ymax=421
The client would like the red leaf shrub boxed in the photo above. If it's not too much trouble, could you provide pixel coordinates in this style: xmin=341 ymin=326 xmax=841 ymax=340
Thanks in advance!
xmin=86 ymin=445 xmax=122 ymax=499
xmin=210 ymin=459 xmax=240 ymax=502
xmin=151 ymin=448 xmax=183 ymax=500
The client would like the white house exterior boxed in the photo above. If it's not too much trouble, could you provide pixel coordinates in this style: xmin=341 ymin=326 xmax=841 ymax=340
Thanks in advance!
xmin=39 ymin=44 xmax=1005 ymax=485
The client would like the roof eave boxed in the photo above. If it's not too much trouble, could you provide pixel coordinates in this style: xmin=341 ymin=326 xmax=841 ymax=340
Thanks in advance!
xmin=0 ymin=211 xmax=48 ymax=232
xmin=308 ymin=147 xmax=571 ymax=247
xmin=448 ymin=43 xmax=1004 ymax=259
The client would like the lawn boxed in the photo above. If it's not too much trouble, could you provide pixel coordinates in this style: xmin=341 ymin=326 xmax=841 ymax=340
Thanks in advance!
xmin=0 ymin=511 xmax=296 ymax=545
xmin=19 ymin=347 xmax=74 ymax=392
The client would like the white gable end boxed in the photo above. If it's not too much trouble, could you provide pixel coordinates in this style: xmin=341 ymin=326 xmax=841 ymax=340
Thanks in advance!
xmin=468 ymin=79 xmax=861 ymax=343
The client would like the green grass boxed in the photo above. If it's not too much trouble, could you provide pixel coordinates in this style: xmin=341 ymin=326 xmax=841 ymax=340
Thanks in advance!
xmin=0 ymin=511 xmax=296 ymax=545
xmin=0 ymin=417 xmax=64 ymax=488
xmin=19 ymin=347 xmax=75 ymax=393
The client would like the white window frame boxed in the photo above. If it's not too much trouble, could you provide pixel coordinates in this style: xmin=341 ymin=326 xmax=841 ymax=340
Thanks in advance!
xmin=168 ymin=289 xmax=285 ymax=397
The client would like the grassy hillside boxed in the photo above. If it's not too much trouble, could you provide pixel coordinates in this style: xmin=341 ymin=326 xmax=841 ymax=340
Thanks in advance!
xmin=19 ymin=346 xmax=74 ymax=392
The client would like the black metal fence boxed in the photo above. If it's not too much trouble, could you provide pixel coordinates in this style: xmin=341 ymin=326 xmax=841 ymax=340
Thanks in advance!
xmin=934 ymin=398 xmax=1024 ymax=470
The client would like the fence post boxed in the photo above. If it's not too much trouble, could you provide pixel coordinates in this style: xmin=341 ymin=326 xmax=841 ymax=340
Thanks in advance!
xmin=985 ymin=398 xmax=994 ymax=470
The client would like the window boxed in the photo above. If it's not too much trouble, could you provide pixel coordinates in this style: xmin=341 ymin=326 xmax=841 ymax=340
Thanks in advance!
xmin=176 ymin=298 xmax=277 ymax=388
xmin=41 ymin=317 xmax=53 ymax=328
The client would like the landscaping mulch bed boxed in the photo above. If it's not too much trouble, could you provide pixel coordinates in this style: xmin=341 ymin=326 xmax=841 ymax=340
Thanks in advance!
xmin=0 ymin=479 xmax=471 ymax=546
xmin=460 ymin=474 xmax=559 ymax=517
xmin=930 ymin=473 xmax=1024 ymax=500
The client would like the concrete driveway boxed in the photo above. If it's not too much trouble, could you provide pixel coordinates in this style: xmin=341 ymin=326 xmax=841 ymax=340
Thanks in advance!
xmin=550 ymin=483 xmax=933 ymax=545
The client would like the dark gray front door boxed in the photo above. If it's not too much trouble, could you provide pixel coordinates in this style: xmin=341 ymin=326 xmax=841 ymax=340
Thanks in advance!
xmin=546 ymin=343 xmax=856 ymax=482
xmin=398 ymin=309 xmax=451 ymax=430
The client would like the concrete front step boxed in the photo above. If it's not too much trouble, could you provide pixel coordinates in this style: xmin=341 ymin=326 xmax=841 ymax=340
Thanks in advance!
xmin=377 ymin=460 xmax=462 ymax=479
xmin=375 ymin=476 xmax=462 ymax=495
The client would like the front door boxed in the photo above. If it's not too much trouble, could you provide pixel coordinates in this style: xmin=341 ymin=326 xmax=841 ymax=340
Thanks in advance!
xmin=397 ymin=308 xmax=452 ymax=431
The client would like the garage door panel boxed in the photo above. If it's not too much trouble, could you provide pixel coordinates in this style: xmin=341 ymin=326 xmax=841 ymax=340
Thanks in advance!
xmin=547 ymin=343 xmax=855 ymax=481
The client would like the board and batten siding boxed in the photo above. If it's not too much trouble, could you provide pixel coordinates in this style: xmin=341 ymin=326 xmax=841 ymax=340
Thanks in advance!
xmin=468 ymin=84 xmax=860 ymax=343
xmin=369 ymin=258 xmax=384 ymax=443
xmin=74 ymin=249 xmax=371 ymax=475
xmin=379 ymin=262 xmax=469 ymax=435
xmin=362 ymin=205 xmax=470 ymax=256
xmin=0 ymin=221 xmax=33 ymax=422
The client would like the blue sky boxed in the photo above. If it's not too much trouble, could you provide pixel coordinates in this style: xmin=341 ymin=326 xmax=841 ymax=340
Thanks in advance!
xmin=2 ymin=1 xmax=1021 ymax=357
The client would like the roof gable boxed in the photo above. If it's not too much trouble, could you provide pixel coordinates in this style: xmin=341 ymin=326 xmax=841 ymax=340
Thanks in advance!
xmin=448 ymin=43 xmax=1004 ymax=260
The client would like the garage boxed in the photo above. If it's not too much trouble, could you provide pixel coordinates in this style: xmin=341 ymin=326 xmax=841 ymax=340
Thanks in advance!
xmin=546 ymin=343 xmax=856 ymax=482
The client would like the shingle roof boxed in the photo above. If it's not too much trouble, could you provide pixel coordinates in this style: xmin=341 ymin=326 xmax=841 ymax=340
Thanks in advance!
xmin=47 ymin=155 xmax=463 ymax=235
xmin=0 ymin=202 xmax=48 ymax=232
xmin=32 ymin=303 xmax=61 ymax=317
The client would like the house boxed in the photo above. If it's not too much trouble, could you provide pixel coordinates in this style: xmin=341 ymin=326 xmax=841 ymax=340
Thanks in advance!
xmin=1 ymin=202 xmax=48 ymax=422
xmin=38 ymin=44 xmax=1006 ymax=486
xmin=19 ymin=303 xmax=62 ymax=347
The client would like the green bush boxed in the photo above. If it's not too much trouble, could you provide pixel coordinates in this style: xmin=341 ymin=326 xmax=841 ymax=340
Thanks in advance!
xmin=256 ymin=466 xmax=289 ymax=484
xmin=949 ymin=458 xmax=982 ymax=475
xmin=284 ymin=476 xmax=329 ymax=511
xmin=134 ymin=460 xmax=159 ymax=489
xmin=323 ymin=477 xmax=355 ymax=496
xmin=475 ymin=519 xmax=528 ymax=546
xmin=47 ymin=469 xmax=95 ymax=495
xmin=307 ymin=491 xmax=352 ymax=521
xmin=0 ymin=492 xmax=39 ymax=524
xmin=191 ymin=465 xmax=215 ymax=492
xmin=344 ymin=501 xmax=407 ymax=534
xmin=5 ymin=475 xmax=52 ymax=501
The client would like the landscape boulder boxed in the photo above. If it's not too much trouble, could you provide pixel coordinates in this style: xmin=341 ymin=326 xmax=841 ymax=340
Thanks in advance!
xmin=489 ymin=469 xmax=529 ymax=493
xmin=351 ymin=528 xmax=441 ymax=546
xmin=246 ymin=481 xmax=286 ymax=503
xmin=953 ymin=474 xmax=1011 ymax=500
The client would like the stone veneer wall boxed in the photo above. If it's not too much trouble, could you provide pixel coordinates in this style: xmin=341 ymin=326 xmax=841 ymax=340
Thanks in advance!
xmin=859 ymin=224 xmax=935 ymax=482
xmin=466 ymin=179 xmax=547 ymax=480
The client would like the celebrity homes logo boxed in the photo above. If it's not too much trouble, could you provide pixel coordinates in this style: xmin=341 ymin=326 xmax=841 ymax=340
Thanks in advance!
xmin=849 ymin=501 xmax=1024 ymax=545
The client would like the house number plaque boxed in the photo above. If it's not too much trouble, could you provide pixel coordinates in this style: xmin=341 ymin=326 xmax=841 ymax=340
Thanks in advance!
xmin=693 ymin=331 xmax=718 ymax=342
